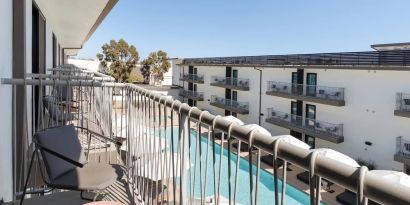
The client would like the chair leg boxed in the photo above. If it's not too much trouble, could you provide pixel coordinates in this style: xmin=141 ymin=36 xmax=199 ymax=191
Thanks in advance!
xmin=20 ymin=150 xmax=37 ymax=205
xmin=80 ymin=190 xmax=102 ymax=201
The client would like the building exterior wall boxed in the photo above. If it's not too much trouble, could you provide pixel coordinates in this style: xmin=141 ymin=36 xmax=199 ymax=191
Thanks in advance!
xmin=0 ymin=0 xmax=14 ymax=201
xmin=177 ymin=63 xmax=410 ymax=171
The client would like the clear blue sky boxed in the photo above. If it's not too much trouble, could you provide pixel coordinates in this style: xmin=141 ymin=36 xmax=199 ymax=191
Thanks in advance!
xmin=77 ymin=0 xmax=410 ymax=60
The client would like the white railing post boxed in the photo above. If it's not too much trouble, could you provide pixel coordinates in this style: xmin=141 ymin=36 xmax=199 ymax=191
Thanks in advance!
xmin=179 ymin=110 xmax=189 ymax=204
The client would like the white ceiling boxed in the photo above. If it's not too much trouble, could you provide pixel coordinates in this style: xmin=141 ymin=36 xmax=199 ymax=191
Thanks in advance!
xmin=35 ymin=0 xmax=115 ymax=51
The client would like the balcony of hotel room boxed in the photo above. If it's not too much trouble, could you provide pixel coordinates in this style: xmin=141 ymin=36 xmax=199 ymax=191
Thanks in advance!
xmin=394 ymin=92 xmax=410 ymax=118
xmin=178 ymin=89 xmax=204 ymax=101
xmin=265 ymin=108 xmax=344 ymax=143
xmin=265 ymin=81 xmax=345 ymax=106
xmin=179 ymin=73 xmax=205 ymax=84
xmin=209 ymin=95 xmax=249 ymax=114
xmin=210 ymin=76 xmax=250 ymax=91
xmin=395 ymin=136 xmax=410 ymax=164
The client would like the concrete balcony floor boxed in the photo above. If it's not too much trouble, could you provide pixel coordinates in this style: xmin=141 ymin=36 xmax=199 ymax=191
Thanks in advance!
xmin=6 ymin=177 xmax=139 ymax=205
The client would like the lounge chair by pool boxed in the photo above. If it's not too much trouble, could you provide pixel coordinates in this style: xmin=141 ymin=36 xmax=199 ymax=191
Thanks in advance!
xmin=336 ymin=189 xmax=380 ymax=205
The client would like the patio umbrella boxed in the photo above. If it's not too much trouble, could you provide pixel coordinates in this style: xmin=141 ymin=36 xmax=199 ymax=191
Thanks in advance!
xmin=310 ymin=148 xmax=359 ymax=205
xmin=273 ymin=135 xmax=310 ymax=205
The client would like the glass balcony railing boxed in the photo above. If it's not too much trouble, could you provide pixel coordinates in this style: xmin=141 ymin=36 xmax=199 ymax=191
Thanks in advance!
xmin=266 ymin=81 xmax=345 ymax=106
xmin=210 ymin=76 xmax=250 ymax=90
xmin=178 ymin=89 xmax=204 ymax=101
xmin=395 ymin=92 xmax=410 ymax=117
xmin=210 ymin=95 xmax=249 ymax=114
xmin=179 ymin=73 xmax=204 ymax=83
xmin=395 ymin=136 xmax=410 ymax=162
xmin=266 ymin=108 xmax=343 ymax=143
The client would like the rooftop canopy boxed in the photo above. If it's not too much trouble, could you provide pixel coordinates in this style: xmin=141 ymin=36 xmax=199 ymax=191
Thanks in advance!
xmin=371 ymin=42 xmax=410 ymax=51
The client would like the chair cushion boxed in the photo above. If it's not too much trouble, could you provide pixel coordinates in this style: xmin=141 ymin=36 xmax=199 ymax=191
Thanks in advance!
xmin=50 ymin=163 xmax=123 ymax=191
xmin=35 ymin=125 xmax=87 ymax=180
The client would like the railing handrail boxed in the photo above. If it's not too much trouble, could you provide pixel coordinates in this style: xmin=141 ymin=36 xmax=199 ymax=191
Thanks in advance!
xmin=2 ymin=77 xmax=410 ymax=204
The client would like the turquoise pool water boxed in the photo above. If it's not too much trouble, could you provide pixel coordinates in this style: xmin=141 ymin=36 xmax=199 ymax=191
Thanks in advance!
xmin=157 ymin=128 xmax=324 ymax=205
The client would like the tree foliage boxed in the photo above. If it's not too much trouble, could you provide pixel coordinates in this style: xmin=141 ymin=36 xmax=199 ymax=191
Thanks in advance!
xmin=140 ymin=50 xmax=170 ymax=83
xmin=96 ymin=39 xmax=139 ymax=83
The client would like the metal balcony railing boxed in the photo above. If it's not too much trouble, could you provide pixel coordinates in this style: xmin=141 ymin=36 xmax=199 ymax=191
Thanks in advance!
xmin=394 ymin=93 xmax=410 ymax=117
xmin=396 ymin=92 xmax=410 ymax=111
xmin=2 ymin=65 xmax=410 ymax=205
xmin=178 ymin=89 xmax=204 ymax=100
xmin=210 ymin=95 xmax=249 ymax=114
xmin=181 ymin=50 xmax=410 ymax=68
xmin=266 ymin=81 xmax=345 ymax=106
xmin=210 ymin=76 xmax=250 ymax=90
xmin=266 ymin=108 xmax=343 ymax=143
xmin=179 ymin=73 xmax=204 ymax=83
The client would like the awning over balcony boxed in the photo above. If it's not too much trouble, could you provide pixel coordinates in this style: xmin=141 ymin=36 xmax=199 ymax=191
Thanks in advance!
xmin=34 ymin=0 xmax=118 ymax=54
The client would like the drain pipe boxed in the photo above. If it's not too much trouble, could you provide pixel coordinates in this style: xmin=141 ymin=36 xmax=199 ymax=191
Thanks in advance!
xmin=254 ymin=67 xmax=263 ymax=125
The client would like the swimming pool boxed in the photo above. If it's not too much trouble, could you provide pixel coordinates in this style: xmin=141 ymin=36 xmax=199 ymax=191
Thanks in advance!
xmin=157 ymin=128 xmax=325 ymax=205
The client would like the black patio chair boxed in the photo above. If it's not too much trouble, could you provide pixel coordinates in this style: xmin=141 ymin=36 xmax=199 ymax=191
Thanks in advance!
xmin=20 ymin=125 xmax=124 ymax=204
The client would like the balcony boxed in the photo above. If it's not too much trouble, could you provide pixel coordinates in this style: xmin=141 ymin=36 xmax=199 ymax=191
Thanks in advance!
xmin=178 ymin=89 xmax=204 ymax=101
xmin=2 ymin=65 xmax=409 ymax=205
xmin=266 ymin=81 xmax=345 ymax=106
xmin=265 ymin=108 xmax=344 ymax=143
xmin=210 ymin=76 xmax=250 ymax=91
xmin=394 ymin=92 xmax=410 ymax=118
xmin=210 ymin=95 xmax=249 ymax=114
xmin=179 ymin=73 xmax=204 ymax=83
xmin=395 ymin=136 xmax=410 ymax=164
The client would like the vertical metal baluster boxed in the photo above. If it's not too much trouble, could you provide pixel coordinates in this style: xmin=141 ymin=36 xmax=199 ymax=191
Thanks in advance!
xmin=233 ymin=140 xmax=241 ymax=205
xmin=211 ymin=117 xmax=219 ymax=203
xmin=170 ymin=101 xmax=177 ymax=205
xmin=187 ymin=108 xmax=195 ymax=204
xmin=282 ymin=160 xmax=288 ymax=205
xmin=273 ymin=139 xmax=280 ymax=205
xmin=203 ymin=125 xmax=211 ymax=203
xmin=255 ymin=149 xmax=261 ymax=205
xmin=226 ymin=124 xmax=234 ymax=205
xmin=248 ymin=130 xmax=257 ymax=205
xmin=192 ymin=111 xmax=206 ymax=204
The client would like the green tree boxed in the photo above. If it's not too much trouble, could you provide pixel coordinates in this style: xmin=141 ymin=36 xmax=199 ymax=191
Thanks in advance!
xmin=140 ymin=50 xmax=171 ymax=84
xmin=96 ymin=39 xmax=139 ymax=83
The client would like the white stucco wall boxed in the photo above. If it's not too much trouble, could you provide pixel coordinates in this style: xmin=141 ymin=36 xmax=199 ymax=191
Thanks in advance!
xmin=0 ymin=0 xmax=14 ymax=201
xmin=177 ymin=63 xmax=410 ymax=171
xmin=68 ymin=58 xmax=102 ymax=72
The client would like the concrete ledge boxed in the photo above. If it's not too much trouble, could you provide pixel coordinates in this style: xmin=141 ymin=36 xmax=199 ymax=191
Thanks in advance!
xmin=178 ymin=94 xmax=204 ymax=101
xmin=210 ymin=102 xmax=249 ymax=114
xmin=394 ymin=110 xmax=410 ymax=118
xmin=266 ymin=91 xmax=345 ymax=106
xmin=179 ymin=78 xmax=204 ymax=84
